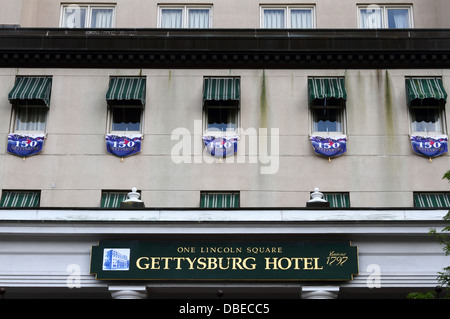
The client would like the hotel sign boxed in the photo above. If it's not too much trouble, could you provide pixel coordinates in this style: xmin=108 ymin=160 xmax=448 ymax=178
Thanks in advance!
xmin=90 ymin=241 xmax=358 ymax=281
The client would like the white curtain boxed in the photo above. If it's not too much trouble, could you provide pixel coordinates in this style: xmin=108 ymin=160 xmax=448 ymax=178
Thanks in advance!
xmin=16 ymin=107 xmax=46 ymax=132
xmin=360 ymin=8 xmax=382 ymax=28
xmin=188 ymin=9 xmax=210 ymax=28
xmin=63 ymin=7 xmax=86 ymax=28
xmin=91 ymin=9 xmax=113 ymax=28
xmin=161 ymin=9 xmax=183 ymax=28
xmin=387 ymin=9 xmax=410 ymax=28
xmin=291 ymin=9 xmax=312 ymax=28
xmin=263 ymin=9 xmax=285 ymax=28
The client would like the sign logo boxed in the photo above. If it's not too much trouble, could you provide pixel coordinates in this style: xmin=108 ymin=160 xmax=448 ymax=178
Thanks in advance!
xmin=102 ymin=248 xmax=130 ymax=271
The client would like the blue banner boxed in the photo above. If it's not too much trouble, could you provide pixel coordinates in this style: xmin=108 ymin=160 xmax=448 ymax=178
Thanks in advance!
xmin=310 ymin=135 xmax=347 ymax=158
xmin=106 ymin=134 xmax=142 ymax=157
xmin=203 ymin=135 xmax=238 ymax=157
xmin=7 ymin=134 xmax=45 ymax=157
xmin=410 ymin=135 xmax=448 ymax=158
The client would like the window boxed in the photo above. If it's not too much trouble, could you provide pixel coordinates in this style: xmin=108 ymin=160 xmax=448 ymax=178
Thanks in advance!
xmin=308 ymin=78 xmax=347 ymax=135
xmin=159 ymin=5 xmax=212 ymax=28
xmin=406 ymin=78 xmax=447 ymax=135
xmin=359 ymin=5 xmax=413 ymax=29
xmin=205 ymin=102 xmax=238 ymax=133
xmin=106 ymin=77 xmax=146 ymax=134
xmin=311 ymin=99 xmax=345 ymax=134
xmin=261 ymin=5 xmax=315 ymax=28
xmin=323 ymin=192 xmax=350 ymax=208
xmin=8 ymin=77 xmax=52 ymax=133
xmin=14 ymin=106 xmax=47 ymax=133
xmin=110 ymin=107 xmax=142 ymax=132
xmin=60 ymin=4 xmax=115 ymax=28
xmin=203 ymin=77 xmax=240 ymax=135
xmin=200 ymin=192 xmax=240 ymax=208
xmin=410 ymin=105 xmax=443 ymax=134
xmin=414 ymin=193 xmax=450 ymax=208
xmin=0 ymin=190 xmax=40 ymax=208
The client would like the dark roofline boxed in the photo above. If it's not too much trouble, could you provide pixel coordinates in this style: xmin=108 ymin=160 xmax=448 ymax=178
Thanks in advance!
xmin=1 ymin=28 xmax=450 ymax=69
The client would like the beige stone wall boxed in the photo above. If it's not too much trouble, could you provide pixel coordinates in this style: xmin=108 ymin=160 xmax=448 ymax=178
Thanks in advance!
xmin=2 ymin=0 xmax=450 ymax=28
xmin=0 ymin=68 xmax=449 ymax=207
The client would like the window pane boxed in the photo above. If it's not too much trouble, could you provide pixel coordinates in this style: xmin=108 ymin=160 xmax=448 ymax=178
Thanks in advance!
xmin=63 ymin=7 xmax=87 ymax=28
xmin=91 ymin=8 xmax=113 ymax=28
xmin=291 ymin=9 xmax=312 ymax=28
xmin=411 ymin=108 xmax=442 ymax=132
xmin=263 ymin=9 xmax=285 ymax=28
xmin=387 ymin=9 xmax=410 ymax=28
xmin=16 ymin=107 xmax=47 ymax=132
xmin=360 ymin=7 xmax=382 ymax=28
xmin=188 ymin=9 xmax=210 ymax=28
xmin=161 ymin=9 xmax=183 ymax=28
xmin=207 ymin=108 xmax=237 ymax=132
xmin=313 ymin=108 xmax=342 ymax=132
xmin=112 ymin=107 xmax=141 ymax=132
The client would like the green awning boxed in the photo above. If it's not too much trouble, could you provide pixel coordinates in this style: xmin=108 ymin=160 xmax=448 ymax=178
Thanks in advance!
xmin=308 ymin=78 xmax=347 ymax=104
xmin=8 ymin=77 xmax=52 ymax=107
xmin=106 ymin=77 xmax=146 ymax=106
xmin=203 ymin=78 xmax=240 ymax=101
xmin=0 ymin=191 xmax=40 ymax=208
xmin=324 ymin=193 xmax=350 ymax=208
xmin=414 ymin=193 xmax=450 ymax=208
xmin=200 ymin=192 xmax=240 ymax=208
xmin=101 ymin=192 xmax=128 ymax=208
xmin=406 ymin=78 xmax=447 ymax=106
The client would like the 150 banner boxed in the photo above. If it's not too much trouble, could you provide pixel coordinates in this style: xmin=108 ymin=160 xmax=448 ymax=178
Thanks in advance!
xmin=7 ymin=134 xmax=45 ymax=157
xmin=106 ymin=134 xmax=142 ymax=158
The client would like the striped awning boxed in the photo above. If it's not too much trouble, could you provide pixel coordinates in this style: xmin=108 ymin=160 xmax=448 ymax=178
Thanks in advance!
xmin=8 ymin=77 xmax=52 ymax=107
xmin=106 ymin=77 xmax=146 ymax=106
xmin=414 ymin=193 xmax=450 ymax=208
xmin=101 ymin=192 xmax=128 ymax=208
xmin=200 ymin=192 xmax=240 ymax=208
xmin=324 ymin=193 xmax=350 ymax=208
xmin=308 ymin=78 xmax=347 ymax=104
xmin=0 ymin=191 xmax=40 ymax=208
xmin=203 ymin=78 xmax=240 ymax=101
xmin=406 ymin=78 xmax=447 ymax=106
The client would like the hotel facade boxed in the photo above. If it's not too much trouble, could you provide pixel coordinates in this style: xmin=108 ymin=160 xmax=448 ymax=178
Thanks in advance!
xmin=0 ymin=0 xmax=449 ymax=299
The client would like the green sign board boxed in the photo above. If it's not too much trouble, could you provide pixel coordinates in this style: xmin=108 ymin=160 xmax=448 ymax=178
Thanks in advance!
xmin=90 ymin=241 xmax=358 ymax=281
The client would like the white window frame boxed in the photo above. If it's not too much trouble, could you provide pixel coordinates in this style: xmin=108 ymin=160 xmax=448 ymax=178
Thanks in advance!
xmin=203 ymin=103 xmax=240 ymax=136
xmin=60 ymin=4 xmax=116 ymax=28
xmin=358 ymin=4 xmax=413 ymax=29
xmin=409 ymin=105 xmax=446 ymax=136
xmin=10 ymin=104 xmax=48 ymax=134
xmin=407 ymin=77 xmax=447 ymax=136
xmin=260 ymin=5 xmax=316 ymax=28
xmin=107 ymin=105 xmax=144 ymax=135
xmin=310 ymin=103 xmax=347 ymax=136
xmin=158 ymin=5 xmax=213 ymax=28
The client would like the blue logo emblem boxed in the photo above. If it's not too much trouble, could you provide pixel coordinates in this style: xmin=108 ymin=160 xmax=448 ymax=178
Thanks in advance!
xmin=102 ymin=248 xmax=130 ymax=271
